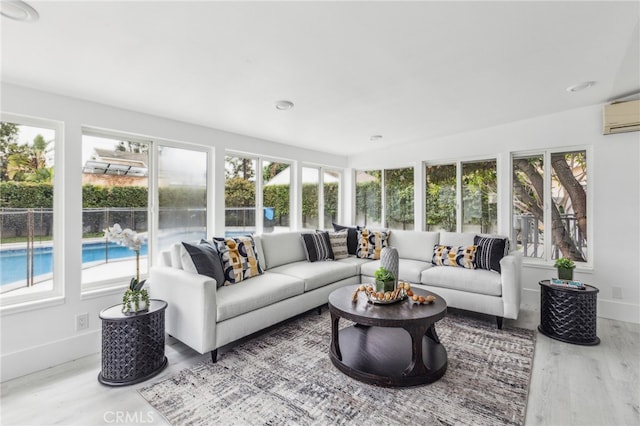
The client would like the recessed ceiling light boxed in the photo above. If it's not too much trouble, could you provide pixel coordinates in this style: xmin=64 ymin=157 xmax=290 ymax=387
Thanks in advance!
xmin=275 ymin=100 xmax=294 ymax=110
xmin=369 ymin=135 xmax=383 ymax=142
xmin=0 ymin=0 xmax=39 ymax=22
xmin=566 ymin=81 xmax=596 ymax=93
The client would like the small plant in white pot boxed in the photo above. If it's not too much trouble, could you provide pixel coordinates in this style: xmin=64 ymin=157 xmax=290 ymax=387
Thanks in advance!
xmin=104 ymin=224 xmax=149 ymax=314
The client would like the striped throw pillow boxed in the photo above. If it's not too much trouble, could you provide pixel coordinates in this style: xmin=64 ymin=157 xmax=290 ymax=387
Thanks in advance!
xmin=301 ymin=232 xmax=335 ymax=262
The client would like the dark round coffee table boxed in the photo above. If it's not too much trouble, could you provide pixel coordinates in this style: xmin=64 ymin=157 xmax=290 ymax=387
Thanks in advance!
xmin=328 ymin=284 xmax=447 ymax=387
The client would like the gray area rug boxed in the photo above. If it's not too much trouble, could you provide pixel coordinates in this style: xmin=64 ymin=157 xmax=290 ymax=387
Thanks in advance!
xmin=139 ymin=308 xmax=535 ymax=425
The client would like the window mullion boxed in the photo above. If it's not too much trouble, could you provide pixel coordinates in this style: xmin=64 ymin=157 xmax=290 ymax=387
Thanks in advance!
xmin=543 ymin=150 xmax=552 ymax=262
xmin=456 ymin=161 xmax=462 ymax=233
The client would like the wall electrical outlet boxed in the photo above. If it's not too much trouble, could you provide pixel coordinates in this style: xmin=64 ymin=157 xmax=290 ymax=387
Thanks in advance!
xmin=75 ymin=313 xmax=89 ymax=331
xmin=612 ymin=287 xmax=623 ymax=299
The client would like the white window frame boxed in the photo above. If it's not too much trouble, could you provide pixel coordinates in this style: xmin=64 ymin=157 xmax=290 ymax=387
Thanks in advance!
xmin=0 ymin=113 xmax=65 ymax=313
xmin=80 ymin=128 xmax=154 ymax=294
xmin=510 ymin=146 xmax=593 ymax=269
xmin=424 ymin=157 xmax=499 ymax=233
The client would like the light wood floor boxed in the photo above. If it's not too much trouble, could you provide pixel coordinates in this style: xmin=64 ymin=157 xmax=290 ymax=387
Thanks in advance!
xmin=2 ymin=304 xmax=639 ymax=426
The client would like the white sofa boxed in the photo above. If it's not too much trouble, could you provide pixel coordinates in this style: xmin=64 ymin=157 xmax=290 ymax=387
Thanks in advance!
xmin=150 ymin=230 xmax=521 ymax=362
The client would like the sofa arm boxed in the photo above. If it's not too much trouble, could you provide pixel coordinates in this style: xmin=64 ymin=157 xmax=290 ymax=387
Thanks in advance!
xmin=149 ymin=266 xmax=218 ymax=354
xmin=499 ymin=252 xmax=522 ymax=320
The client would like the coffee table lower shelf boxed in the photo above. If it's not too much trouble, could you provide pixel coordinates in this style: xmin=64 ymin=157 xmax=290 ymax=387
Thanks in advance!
xmin=329 ymin=325 xmax=447 ymax=387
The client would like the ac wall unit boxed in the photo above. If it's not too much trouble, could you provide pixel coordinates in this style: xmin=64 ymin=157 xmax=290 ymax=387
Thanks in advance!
xmin=603 ymin=99 xmax=640 ymax=135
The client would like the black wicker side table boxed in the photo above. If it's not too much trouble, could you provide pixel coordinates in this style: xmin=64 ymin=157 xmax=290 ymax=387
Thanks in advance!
xmin=98 ymin=299 xmax=168 ymax=386
xmin=538 ymin=280 xmax=600 ymax=345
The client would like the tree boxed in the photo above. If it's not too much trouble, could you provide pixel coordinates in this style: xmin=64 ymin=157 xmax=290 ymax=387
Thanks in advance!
xmin=385 ymin=168 xmax=414 ymax=229
xmin=116 ymin=140 xmax=148 ymax=153
xmin=0 ymin=122 xmax=20 ymax=181
xmin=6 ymin=134 xmax=52 ymax=183
xmin=226 ymin=157 xmax=255 ymax=180
xmin=263 ymin=162 xmax=288 ymax=183
xmin=513 ymin=154 xmax=586 ymax=262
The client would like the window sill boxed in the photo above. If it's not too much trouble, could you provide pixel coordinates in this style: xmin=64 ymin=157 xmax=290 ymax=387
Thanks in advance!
xmin=521 ymin=258 xmax=594 ymax=273
xmin=0 ymin=295 xmax=65 ymax=316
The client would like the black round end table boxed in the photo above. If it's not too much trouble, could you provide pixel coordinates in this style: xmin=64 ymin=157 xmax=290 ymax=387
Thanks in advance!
xmin=98 ymin=299 xmax=168 ymax=386
xmin=538 ymin=280 xmax=600 ymax=345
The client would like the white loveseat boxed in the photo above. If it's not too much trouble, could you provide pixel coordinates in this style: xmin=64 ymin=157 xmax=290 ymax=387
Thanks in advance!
xmin=150 ymin=230 xmax=521 ymax=362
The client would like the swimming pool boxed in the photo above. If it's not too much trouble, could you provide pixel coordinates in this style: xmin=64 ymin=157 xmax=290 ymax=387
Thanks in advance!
xmin=0 ymin=242 xmax=148 ymax=286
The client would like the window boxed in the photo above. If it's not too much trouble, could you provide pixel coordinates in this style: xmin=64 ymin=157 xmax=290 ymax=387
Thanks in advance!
xmin=512 ymin=149 xmax=588 ymax=263
xmin=323 ymin=169 xmax=340 ymax=229
xmin=81 ymin=133 xmax=150 ymax=289
xmin=425 ymin=160 xmax=497 ymax=233
xmin=385 ymin=168 xmax=414 ymax=230
xmin=225 ymin=155 xmax=257 ymax=236
xmin=302 ymin=166 xmax=320 ymax=229
xmin=262 ymin=160 xmax=291 ymax=233
xmin=355 ymin=170 xmax=382 ymax=228
xmin=1 ymin=118 xmax=59 ymax=304
xmin=300 ymin=166 xmax=341 ymax=230
xmin=355 ymin=167 xmax=413 ymax=230
xmin=462 ymin=160 xmax=497 ymax=234
xmin=425 ymin=164 xmax=457 ymax=231
xmin=157 ymin=146 xmax=208 ymax=253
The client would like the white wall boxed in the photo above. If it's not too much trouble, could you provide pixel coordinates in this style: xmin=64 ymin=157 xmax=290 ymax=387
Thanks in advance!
xmin=349 ymin=104 xmax=640 ymax=325
xmin=0 ymin=84 xmax=347 ymax=382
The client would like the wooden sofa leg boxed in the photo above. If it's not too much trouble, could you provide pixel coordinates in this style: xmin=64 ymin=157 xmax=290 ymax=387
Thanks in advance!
xmin=211 ymin=349 xmax=218 ymax=363
xmin=317 ymin=306 xmax=322 ymax=315
xmin=496 ymin=316 xmax=504 ymax=329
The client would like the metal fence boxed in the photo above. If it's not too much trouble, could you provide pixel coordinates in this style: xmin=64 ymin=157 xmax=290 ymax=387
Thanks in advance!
xmin=514 ymin=213 xmax=587 ymax=259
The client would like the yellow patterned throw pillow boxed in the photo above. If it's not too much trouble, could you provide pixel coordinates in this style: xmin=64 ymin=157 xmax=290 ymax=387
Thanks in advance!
xmin=432 ymin=245 xmax=477 ymax=269
xmin=356 ymin=228 xmax=390 ymax=260
xmin=212 ymin=235 xmax=263 ymax=285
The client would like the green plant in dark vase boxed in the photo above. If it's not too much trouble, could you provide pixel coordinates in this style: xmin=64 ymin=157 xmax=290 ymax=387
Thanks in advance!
xmin=554 ymin=257 xmax=576 ymax=280
xmin=374 ymin=266 xmax=395 ymax=293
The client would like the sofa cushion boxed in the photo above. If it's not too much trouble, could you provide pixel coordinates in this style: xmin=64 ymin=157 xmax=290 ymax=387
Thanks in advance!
xmin=332 ymin=223 xmax=360 ymax=255
xmin=269 ymin=260 xmax=358 ymax=292
xmin=439 ymin=231 xmax=475 ymax=247
xmin=361 ymin=258 xmax=432 ymax=284
xmin=260 ymin=232 xmax=307 ymax=269
xmin=474 ymin=236 xmax=507 ymax=273
xmin=301 ymin=231 xmax=334 ymax=262
xmin=328 ymin=229 xmax=348 ymax=259
xmin=356 ymin=228 xmax=390 ymax=259
xmin=212 ymin=235 xmax=264 ymax=285
xmin=170 ymin=243 xmax=183 ymax=269
xmin=432 ymin=244 xmax=477 ymax=269
xmin=421 ymin=266 xmax=502 ymax=296
xmin=181 ymin=240 xmax=226 ymax=287
xmin=216 ymin=272 xmax=305 ymax=321
xmin=389 ymin=230 xmax=440 ymax=262
xmin=252 ymin=235 xmax=267 ymax=271
xmin=336 ymin=256 xmax=372 ymax=274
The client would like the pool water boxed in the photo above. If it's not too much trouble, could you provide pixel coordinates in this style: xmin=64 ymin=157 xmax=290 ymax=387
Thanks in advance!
xmin=0 ymin=242 xmax=148 ymax=286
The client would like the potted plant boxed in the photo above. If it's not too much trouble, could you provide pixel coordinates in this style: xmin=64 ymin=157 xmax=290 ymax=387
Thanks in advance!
xmin=554 ymin=257 xmax=576 ymax=280
xmin=104 ymin=224 xmax=150 ymax=314
xmin=374 ymin=266 xmax=395 ymax=293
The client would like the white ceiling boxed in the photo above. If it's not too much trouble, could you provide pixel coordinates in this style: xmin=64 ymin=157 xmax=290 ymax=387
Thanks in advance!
xmin=2 ymin=1 xmax=639 ymax=156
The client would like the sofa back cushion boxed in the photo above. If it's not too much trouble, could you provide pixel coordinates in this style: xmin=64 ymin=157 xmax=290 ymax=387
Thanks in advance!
xmin=260 ymin=231 xmax=307 ymax=269
xmin=388 ymin=230 xmax=439 ymax=262
xmin=439 ymin=232 xmax=476 ymax=247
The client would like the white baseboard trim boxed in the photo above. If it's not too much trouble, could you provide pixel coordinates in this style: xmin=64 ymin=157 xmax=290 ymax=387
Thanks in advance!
xmin=522 ymin=288 xmax=639 ymax=324
xmin=1 ymin=329 xmax=101 ymax=382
